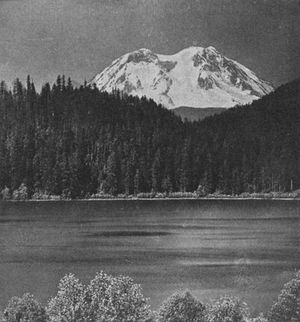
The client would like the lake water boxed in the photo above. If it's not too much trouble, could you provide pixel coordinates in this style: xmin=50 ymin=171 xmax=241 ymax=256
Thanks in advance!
xmin=0 ymin=199 xmax=299 ymax=315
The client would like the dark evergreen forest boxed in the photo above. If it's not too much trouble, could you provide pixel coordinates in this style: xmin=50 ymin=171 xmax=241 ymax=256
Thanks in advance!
xmin=0 ymin=76 xmax=299 ymax=198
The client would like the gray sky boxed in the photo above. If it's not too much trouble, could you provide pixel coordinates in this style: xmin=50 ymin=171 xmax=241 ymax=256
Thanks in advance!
xmin=0 ymin=0 xmax=299 ymax=89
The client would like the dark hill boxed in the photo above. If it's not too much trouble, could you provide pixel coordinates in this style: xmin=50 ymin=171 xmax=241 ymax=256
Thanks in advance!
xmin=192 ymin=78 xmax=300 ymax=193
xmin=0 ymin=77 xmax=299 ymax=198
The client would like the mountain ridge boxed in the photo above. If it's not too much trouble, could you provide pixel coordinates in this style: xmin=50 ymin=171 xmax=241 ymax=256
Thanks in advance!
xmin=90 ymin=46 xmax=273 ymax=109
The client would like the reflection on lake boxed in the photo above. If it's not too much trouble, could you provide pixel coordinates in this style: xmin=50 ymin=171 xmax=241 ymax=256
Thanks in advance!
xmin=0 ymin=199 xmax=299 ymax=314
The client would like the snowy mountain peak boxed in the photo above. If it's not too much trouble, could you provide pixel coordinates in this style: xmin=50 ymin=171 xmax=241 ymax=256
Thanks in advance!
xmin=90 ymin=46 xmax=273 ymax=109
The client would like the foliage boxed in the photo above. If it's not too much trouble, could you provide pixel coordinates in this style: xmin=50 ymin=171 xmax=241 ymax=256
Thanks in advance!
xmin=3 ymin=293 xmax=47 ymax=322
xmin=3 ymin=270 xmax=300 ymax=321
xmin=47 ymin=274 xmax=85 ymax=322
xmin=205 ymin=296 xmax=249 ymax=322
xmin=0 ymin=312 xmax=5 ymax=322
xmin=0 ymin=77 xmax=299 ymax=198
xmin=46 ymin=271 xmax=151 ymax=322
xmin=82 ymin=271 xmax=151 ymax=321
xmin=157 ymin=291 xmax=206 ymax=322
xmin=168 ymin=192 xmax=197 ymax=198
xmin=0 ymin=186 xmax=10 ymax=200
xmin=136 ymin=192 xmax=156 ymax=199
xmin=250 ymin=314 xmax=268 ymax=322
xmin=196 ymin=184 xmax=209 ymax=197
xmin=12 ymin=183 xmax=28 ymax=200
xmin=31 ymin=190 xmax=53 ymax=200
xmin=268 ymin=270 xmax=300 ymax=322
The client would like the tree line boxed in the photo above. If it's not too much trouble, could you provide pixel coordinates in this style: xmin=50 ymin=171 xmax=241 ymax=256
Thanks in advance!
xmin=0 ymin=76 xmax=299 ymax=198
xmin=1 ymin=270 xmax=300 ymax=321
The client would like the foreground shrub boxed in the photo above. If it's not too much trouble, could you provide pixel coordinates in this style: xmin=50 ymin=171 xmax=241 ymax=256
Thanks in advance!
xmin=206 ymin=296 xmax=249 ymax=322
xmin=7 ymin=270 xmax=300 ymax=321
xmin=3 ymin=293 xmax=47 ymax=322
xmin=0 ymin=312 xmax=5 ymax=322
xmin=250 ymin=314 xmax=268 ymax=322
xmin=82 ymin=271 xmax=151 ymax=321
xmin=46 ymin=271 xmax=151 ymax=322
xmin=268 ymin=270 xmax=300 ymax=322
xmin=47 ymin=274 xmax=84 ymax=322
xmin=157 ymin=291 xmax=206 ymax=322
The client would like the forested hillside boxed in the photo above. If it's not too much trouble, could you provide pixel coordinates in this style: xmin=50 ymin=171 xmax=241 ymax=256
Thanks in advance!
xmin=193 ymin=79 xmax=300 ymax=194
xmin=0 ymin=76 xmax=299 ymax=198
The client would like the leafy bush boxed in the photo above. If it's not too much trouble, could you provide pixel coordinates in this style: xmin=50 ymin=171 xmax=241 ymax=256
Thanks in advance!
xmin=0 ymin=312 xmax=5 ymax=322
xmin=47 ymin=273 xmax=84 ymax=322
xmin=293 ymin=189 xmax=300 ymax=198
xmin=155 ymin=193 xmax=167 ymax=199
xmin=46 ymin=271 xmax=151 ymax=322
xmin=136 ymin=192 xmax=156 ymax=199
xmin=31 ymin=190 xmax=52 ymax=200
xmin=116 ymin=194 xmax=128 ymax=198
xmin=157 ymin=291 xmax=206 ymax=322
xmin=196 ymin=184 xmax=209 ymax=197
xmin=206 ymin=296 xmax=249 ymax=322
xmin=268 ymin=270 xmax=300 ymax=322
xmin=250 ymin=314 xmax=268 ymax=322
xmin=3 ymin=293 xmax=47 ymax=322
xmin=82 ymin=271 xmax=151 ymax=322
xmin=90 ymin=192 xmax=114 ymax=199
xmin=12 ymin=183 xmax=28 ymax=200
xmin=0 ymin=186 xmax=11 ymax=200
xmin=168 ymin=192 xmax=196 ymax=198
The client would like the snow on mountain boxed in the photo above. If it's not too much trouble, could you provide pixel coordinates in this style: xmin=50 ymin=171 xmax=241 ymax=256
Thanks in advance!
xmin=90 ymin=46 xmax=273 ymax=109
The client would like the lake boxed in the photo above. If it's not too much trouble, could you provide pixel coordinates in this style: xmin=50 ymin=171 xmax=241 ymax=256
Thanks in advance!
xmin=0 ymin=199 xmax=299 ymax=315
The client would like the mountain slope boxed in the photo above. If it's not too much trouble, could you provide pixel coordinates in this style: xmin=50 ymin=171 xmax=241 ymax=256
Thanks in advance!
xmin=173 ymin=107 xmax=226 ymax=121
xmin=90 ymin=46 xmax=273 ymax=109
xmin=192 ymin=78 xmax=300 ymax=193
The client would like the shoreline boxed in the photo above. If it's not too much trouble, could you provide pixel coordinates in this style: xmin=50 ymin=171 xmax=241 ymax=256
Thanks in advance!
xmin=2 ymin=196 xmax=300 ymax=202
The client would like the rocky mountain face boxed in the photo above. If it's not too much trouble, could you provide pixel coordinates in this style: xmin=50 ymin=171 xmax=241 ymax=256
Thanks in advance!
xmin=90 ymin=46 xmax=273 ymax=109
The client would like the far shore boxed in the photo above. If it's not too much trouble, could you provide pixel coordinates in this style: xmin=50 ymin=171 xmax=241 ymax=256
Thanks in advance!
xmin=2 ymin=195 xmax=300 ymax=202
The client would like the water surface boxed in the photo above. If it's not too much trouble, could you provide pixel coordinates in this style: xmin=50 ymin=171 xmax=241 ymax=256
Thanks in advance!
xmin=0 ymin=199 xmax=299 ymax=314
